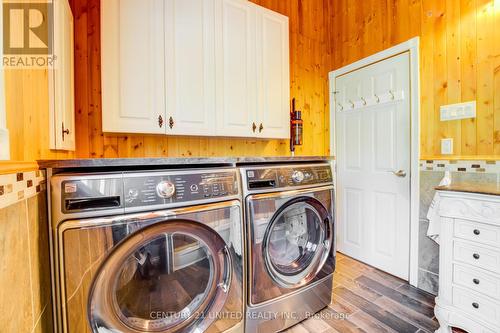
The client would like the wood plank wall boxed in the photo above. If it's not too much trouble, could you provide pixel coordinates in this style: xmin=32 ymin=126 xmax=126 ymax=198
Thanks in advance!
xmin=5 ymin=0 xmax=499 ymax=161
xmin=5 ymin=68 xmax=75 ymax=161
xmin=330 ymin=0 xmax=500 ymax=159
xmin=67 ymin=0 xmax=333 ymax=159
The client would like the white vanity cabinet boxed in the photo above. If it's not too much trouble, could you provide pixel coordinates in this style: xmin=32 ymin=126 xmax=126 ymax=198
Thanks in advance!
xmin=101 ymin=0 xmax=290 ymax=139
xmin=435 ymin=190 xmax=500 ymax=333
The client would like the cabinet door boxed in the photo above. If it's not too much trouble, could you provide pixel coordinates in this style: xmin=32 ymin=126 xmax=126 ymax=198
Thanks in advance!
xmin=215 ymin=0 xmax=257 ymax=137
xmin=51 ymin=0 xmax=75 ymax=150
xmin=255 ymin=7 xmax=290 ymax=139
xmin=165 ymin=0 xmax=215 ymax=135
xmin=165 ymin=0 xmax=216 ymax=136
xmin=101 ymin=0 xmax=165 ymax=134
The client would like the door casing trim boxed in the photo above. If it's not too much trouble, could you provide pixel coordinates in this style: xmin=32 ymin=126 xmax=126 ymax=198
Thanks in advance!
xmin=328 ymin=37 xmax=420 ymax=287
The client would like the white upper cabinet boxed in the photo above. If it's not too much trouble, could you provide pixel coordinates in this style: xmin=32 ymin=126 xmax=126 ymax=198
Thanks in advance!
xmin=50 ymin=0 xmax=75 ymax=150
xmin=101 ymin=0 xmax=166 ymax=134
xmin=165 ymin=0 xmax=216 ymax=136
xmin=101 ymin=0 xmax=290 ymax=138
xmin=215 ymin=0 xmax=257 ymax=137
xmin=255 ymin=6 xmax=290 ymax=139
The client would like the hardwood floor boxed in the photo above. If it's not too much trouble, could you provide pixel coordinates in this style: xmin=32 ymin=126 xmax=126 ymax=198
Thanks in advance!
xmin=286 ymin=252 xmax=440 ymax=333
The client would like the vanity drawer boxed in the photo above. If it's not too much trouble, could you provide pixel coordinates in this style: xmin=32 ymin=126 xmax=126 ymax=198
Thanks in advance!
xmin=453 ymin=264 xmax=500 ymax=300
xmin=453 ymin=241 xmax=500 ymax=275
xmin=452 ymin=286 xmax=500 ymax=326
xmin=454 ymin=219 xmax=500 ymax=249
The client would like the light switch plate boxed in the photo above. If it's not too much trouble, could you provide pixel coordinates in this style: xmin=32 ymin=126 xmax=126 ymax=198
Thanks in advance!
xmin=440 ymin=101 xmax=476 ymax=121
xmin=441 ymin=138 xmax=453 ymax=155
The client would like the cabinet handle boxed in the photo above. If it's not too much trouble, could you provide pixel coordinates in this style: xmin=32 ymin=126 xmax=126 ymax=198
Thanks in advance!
xmin=158 ymin=115 xmax=164 ymax=128
xmin=252 ymin=122 xmax=257 ymax=133
xmin=473 ymin=229 xmax=480 ymax=235
xmin=169 ymin=117 xmax=174 ymax=129
xmin=472 ymin=302 xmax=479 ymax=309
xmin=473 ymin=253 xmax=480 ymax=260
xmin=473 ymin=278 xmax=480 ymax=285
xmin=62 ymin=123 xmax=70 ymax=141
xmin=259 ymin=123 xmax=264 ymax=133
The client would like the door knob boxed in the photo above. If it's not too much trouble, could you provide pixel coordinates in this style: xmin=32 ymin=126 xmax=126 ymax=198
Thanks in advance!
xmin=391 ymin=170 xmax=407 ymax=178
xmin=259 ymin=123 xmax=263 ymax=133
xmin=252 ymin=122 xmax=257 ymax=133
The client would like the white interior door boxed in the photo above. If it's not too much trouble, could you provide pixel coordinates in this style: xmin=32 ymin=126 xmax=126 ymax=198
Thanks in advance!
xmin=335 ymin=52 xmax=411 ymax=280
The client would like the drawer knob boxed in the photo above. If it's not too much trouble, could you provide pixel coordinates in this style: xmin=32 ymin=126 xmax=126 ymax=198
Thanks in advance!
xmin=472 ymin=302 xmax=479 ymax=309
xmin=473 ymin=253 xmax=480 ymax=260
xmin=473 ymin=229 xmax=480 ymax=235
xmin=473 ymin=278 xmax=480 ymax=285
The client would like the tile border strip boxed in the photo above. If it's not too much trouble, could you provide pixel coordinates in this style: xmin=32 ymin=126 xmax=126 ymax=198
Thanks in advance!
xmin=0 ymin=170 xmax=46 ymax=210
xmin=419 ymin=160 xmax=500 ymax=173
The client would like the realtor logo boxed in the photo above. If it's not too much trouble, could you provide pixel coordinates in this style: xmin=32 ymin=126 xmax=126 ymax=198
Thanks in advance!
xmin=3 ymin=1 xmax=54 ymax=68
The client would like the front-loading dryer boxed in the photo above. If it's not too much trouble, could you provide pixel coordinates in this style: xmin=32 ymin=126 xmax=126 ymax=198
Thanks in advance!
xmin=239 ymin=162 xmax=335 ymax=333
xmin=49 ymin=168 xmax=244 ymax=333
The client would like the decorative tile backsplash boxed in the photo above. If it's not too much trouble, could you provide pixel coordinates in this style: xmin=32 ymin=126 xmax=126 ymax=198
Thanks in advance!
xmin=0 ymin=170 xmax=46 ymax=210
xmin=419 ymin=160 xmax=500 ymax=175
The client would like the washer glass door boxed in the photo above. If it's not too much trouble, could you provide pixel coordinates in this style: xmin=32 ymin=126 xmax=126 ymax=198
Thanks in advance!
xmin=89 ymin=220 xmax=231 ymax=333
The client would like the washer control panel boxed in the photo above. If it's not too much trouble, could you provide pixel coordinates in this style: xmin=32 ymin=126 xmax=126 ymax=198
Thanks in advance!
xmin=124 ymin=170 xmax=238 ymax=207
xmin=245 ymin=164 xmax=332 ymax=190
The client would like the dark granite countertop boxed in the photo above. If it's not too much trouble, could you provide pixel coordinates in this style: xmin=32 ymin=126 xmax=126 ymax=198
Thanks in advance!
xmin=436 ymin=182 xmax=500 ymax=196
xmin=37 ymin=156 xmax=332 ymax=170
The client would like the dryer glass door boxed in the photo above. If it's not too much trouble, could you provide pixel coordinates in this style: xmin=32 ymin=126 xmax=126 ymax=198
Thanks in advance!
xmin=247 ymin=189 xmax=334 ymax=295
xmin=89 ymin=220 xmax=232 ymax=333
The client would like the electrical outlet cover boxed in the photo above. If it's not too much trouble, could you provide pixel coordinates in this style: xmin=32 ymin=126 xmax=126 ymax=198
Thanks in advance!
xmin=441 ymin=138 xmax=453 ymax=155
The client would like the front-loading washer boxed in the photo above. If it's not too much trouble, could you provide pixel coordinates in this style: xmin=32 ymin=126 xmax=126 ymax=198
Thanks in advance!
xmin=239 ymin=162 xmax=336 ymax=333
xmin=49 ymin=167 xmax=244 ymax=333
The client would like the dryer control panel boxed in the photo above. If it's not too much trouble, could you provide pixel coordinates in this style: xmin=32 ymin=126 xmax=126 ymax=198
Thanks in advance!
xmin=123 ymin=170 xmax=238 ymax=208
xmin=244 ymin=164 xmax=333 ymax=191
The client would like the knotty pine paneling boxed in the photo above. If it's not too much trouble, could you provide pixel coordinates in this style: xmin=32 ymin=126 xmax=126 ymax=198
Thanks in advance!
xmin=4 ymin=68 xmax=75 ymax=161
xmin=330 ymin=0 xmax=500 ymax=159
xmin=68 ymin=0 xmax=333 ymax=159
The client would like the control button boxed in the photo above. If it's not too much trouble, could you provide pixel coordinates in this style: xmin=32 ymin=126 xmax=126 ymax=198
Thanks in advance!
xmin=125 ymin=188 xmax=139 ymax=203
xmin=291 ymin=170 xmax=305 ymax=183
xmin=204 ymin=194 xmax=211 ymax=198
xmin=304 ymin=172 xmax=312 ymax=180
xmin=190 ymin=184 xmax=199 ymax=192
xmin=156 ymin=181 xmax=176 ymax=199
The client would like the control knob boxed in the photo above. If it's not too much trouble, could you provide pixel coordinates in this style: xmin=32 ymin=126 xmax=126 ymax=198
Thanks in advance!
xmin=291 ymin=170 xmax=305 ymax=183
xmin=156 ymin=181 xmax=176 ymax=198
